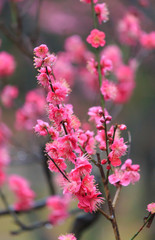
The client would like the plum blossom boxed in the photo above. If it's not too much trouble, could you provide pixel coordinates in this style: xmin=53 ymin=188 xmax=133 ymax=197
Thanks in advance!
xmin=100 ymin=79 xmax=118 ymax=101
xmin=9 ymin=175 xmax=35 ymax=210
xmin=95 ymin=3 xmax=109 ymax=24
xmin=1 ymin=85 xmax=18 ymax=108
xmin=109 ymin=159 xmax=140 ymax=186
xmin=147 ymin=203 xmax=155 ymax=214
xmin=140 ymin=31 xmax=155 ymax=49
xmin=87 ymin=29 xmax=106 ymax=48
xmin=58 ymin=234 xmax=76 ymax=240
xmin=0 ymin=51 xmax=16 ymax=77
xmin=46 ymin=195 xmax=70 ymax=225
xmin=117 ymin=12 xmax=141 ymax=46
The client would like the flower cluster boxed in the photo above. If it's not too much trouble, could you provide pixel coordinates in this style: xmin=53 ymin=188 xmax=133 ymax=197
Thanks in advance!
xmin=117 ymin=10 xmax=155 ymax=49
xmin=34 ymin=44 xmax=104 ymax=213
xmin=108 ymin=159 xmax=140 ymax=186
xmin=88 ymin=106 xmax=129 ymax=167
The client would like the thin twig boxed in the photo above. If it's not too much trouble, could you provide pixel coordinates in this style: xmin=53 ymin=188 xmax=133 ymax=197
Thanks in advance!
xmin=0 ymin=189 xmax=50 ymax=235
xmin=96 ymin=153 xmax=121 ymax=240
xmin=0 ymin=21 xmax=33 ymax=59
xmin=112 ymin=186 xmax=121 ymax=208
xmin=130 ymin=214 xmax=153 ymax=240
xmin=46 ymin=153 xmax=70 ymax=182
xmin=98 ymin=208 xmax=112 ymax=221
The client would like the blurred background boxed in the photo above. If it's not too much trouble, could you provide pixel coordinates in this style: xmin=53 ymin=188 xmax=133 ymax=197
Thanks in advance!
xmin=0 ymin=0 xmax=155 ymax=239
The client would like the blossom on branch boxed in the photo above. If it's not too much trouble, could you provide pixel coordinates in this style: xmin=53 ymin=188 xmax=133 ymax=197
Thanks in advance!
xmin=87 ymin=29 xmax=106 ymax=48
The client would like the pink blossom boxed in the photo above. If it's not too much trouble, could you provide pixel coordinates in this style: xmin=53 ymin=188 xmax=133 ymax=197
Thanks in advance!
xmin=101 ymin=45 xmax=123 ymax=71
xmin=57 ymin=135 xmax=77 ymax=163
xmin=87 ymin=29 xmax=106 ymax=48
xmin=0 ymin=122 xmax=12 ymax=144
xmin=100 ymin=79 xmax=118 ymax=101
xmin=62 ymin=172 xmax=81 ymax=195
xmin=34 ymin=119 xmax=50 ymax=136
xmin=0 ymin=146 xmax=11 ymax=167
xmin=95 ymin=3 xmax=109 ymax=24
xmin=44 ymin=54 xmax=57 ymax=67
xmin=15 ymin=89 xmax=46 ymax=130
xmin=108 ymin=152 xmax=122 ymax=167
xmin=114 ymin=64 xmax=135 ymax=103
xmin=88 ymin=106 xmax=103 ymax=124
xmin=117 ymin=13 xmax=141 ymax=46
xmin=46 ymin=195 xmax=70 ymax=225
xmin=77 ymin=130 xmax=96 ymax=155
xmin=48 ymin=158 xmax=67 ymax=172
xmin=140 ymin=31 xmax=155 ymax=49
xmin=46 ymin=136 xmax=77 ymax=163
xmin=109 ymin=159 xmax=140 ymax=186
xmin=34 ymin=44 xmax=49 ymax=58
xmin=48 ymin=104 xmax=68 ymax=130
xmin=0 ymin=51 xmax=16 ymax=77
xmin=46 ymin=80 xmax=71 ymax=105
xmin=100 ymin=56 xmax=113 ymax=75
xmin=77 ymin=191 xmax=103 ymax=213
xmin=118 ymin=124 xmax=127 ymax=131
xmin=64 ymin=35 xmax=86 ymax=63
xmin=1 ymin=85 xmax=18 ymax=108
xmin=54 ymin=53 xmax=75 ymax=86
xmin=9 ymin=175 xmax=35 ymax=210
xmin=58 ymin=234 xmax=76 ymax=240
xmin=110 ymin=138 xmax=127 ymax=157
xmin=72 ymin=155 xmax=92 ymax=177
xmin=147 ymin=203 xmax=155 ymax=214
xmin=37 ymin=72 xmax=49 ymax=88
xmin=87 ymin=58 xmax=98 ymax=75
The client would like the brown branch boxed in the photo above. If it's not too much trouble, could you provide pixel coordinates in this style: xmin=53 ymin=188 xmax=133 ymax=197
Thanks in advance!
xmin=96 ymin=153 xmax=121 ymax=240
xmin=0 ymin=21 xmax=33 ymax=59
xmin=0 ymin=189 xmax=50 ymax=235
xmin=112 ymin=186 xmax=122 ymax=208
xmin=98 ymin=208 xmax=112 ymax=221
xmin=0 ymin=198 xmax=47 ymax=216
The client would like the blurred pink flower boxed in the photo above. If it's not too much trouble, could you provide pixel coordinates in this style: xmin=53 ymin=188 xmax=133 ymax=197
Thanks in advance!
xmin=0 ymin=51 xmax=16 ymax=77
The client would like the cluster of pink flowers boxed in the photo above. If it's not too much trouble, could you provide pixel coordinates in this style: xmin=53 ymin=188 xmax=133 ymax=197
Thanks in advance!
xmin=46 ymin=195 xmax=70 ymax=225
xmin=117 ymin=12 xmax=141 ymax=46
xmin=9 ymin=175 xmax=35 ymax=210
xmin=34 ymin=44 xmax=103 ymax=213
xmin=108 ymin=159 xmax=140 ymax=186
xmin=88 ymin=106 xmax=128 ymax=167
xmin=117 ymin=10 xmax=155 ymax=49
xmin=87 ymin=43 xmax=136 ymax=103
